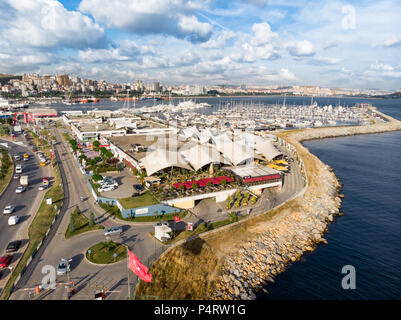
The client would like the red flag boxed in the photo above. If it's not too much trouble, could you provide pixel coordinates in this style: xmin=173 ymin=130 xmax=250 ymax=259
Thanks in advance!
xmin=174 ymin=216 xmax=181 ymax=222
xmin=128 ymin=249 xmax=152 ymax=282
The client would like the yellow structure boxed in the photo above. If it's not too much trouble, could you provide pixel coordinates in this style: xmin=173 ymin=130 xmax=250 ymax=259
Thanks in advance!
xmin=173 ymin=199 xmax=195 ymax=209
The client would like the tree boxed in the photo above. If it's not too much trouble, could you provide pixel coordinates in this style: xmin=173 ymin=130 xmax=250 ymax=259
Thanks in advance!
xmin=89 ymin=212 xmax=95 ymax=227
xmin=105 ymin=151 xmax=114 ymax=159
xmin=69 ymin=213 xmax=76 ymax=233
xmin=93 ymin=140 xmax=100 ymax=148
xmin=192 ymin=182 xmax=198 ymax=190
xmin=92 ymin=173 xmax=103 ymax=182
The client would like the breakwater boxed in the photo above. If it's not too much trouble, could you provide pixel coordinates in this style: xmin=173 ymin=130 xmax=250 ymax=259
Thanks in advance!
xmin=211 ymin=107 xmax=401 ymax=300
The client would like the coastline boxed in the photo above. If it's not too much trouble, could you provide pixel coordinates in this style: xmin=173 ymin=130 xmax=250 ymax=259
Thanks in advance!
xmin=211 ymin=107 xmax=401 ymax=299
xmin=135 ymin=107 xmax=401 ymax=300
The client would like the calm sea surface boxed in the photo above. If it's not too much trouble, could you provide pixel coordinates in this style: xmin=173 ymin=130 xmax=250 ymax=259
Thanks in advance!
xmin=41 ymin=96 xmax=401 ymax=299
xmin=257 ymin=98 xmax=401 ymax=300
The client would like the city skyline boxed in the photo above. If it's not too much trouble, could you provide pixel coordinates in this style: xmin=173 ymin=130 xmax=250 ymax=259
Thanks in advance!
xmin=1 ymin=0 xmax=401 ymax=90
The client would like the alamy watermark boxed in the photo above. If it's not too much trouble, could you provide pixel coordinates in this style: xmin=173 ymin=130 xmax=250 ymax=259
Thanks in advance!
xmin=41 ymin=265 xmax=56 ymax=290
xmin=342 ymin=5 xmax=356 ymax=30
xmin=341 ymin=265 xmax=356 ymax=290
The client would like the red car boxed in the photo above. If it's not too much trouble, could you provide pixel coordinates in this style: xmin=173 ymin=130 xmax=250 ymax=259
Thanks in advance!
xmin=0 ymin=255 xmax=13 ymax=268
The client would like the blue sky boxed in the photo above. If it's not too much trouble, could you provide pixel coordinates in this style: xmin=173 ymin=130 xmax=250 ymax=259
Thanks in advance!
xmin=0 ymin=0 xmax=400 ymax=90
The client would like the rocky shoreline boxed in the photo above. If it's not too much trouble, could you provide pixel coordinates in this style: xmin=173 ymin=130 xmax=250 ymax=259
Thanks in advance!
xmin=211 ymin=107 xmax=401 ymax=300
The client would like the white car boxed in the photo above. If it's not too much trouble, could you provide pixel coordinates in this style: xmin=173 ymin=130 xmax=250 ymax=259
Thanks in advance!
xmin=15 ymin=186 xmax=26 ymax=193
xmin=3 ymin=205 xmax=15 ymax=214
xmin=38 ymin=184 xmax=47 ymax=191
xmin=98 ymin=185 xmax=116 ymax=193
xmin=57 ymin=258 xmax=71 ymax=275
xmin=8 ymin=215 xmax=19 ymax=226
xmin=100 ymin=181 xmax=118 ymax=188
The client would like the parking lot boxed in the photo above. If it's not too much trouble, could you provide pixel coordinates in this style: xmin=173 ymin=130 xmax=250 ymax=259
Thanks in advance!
xmin=97 ymin=169 xmax=140 ymax=199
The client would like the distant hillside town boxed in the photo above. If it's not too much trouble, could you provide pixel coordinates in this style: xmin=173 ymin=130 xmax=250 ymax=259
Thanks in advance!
xmin=0 ymin=73 xmax=397 ymax=99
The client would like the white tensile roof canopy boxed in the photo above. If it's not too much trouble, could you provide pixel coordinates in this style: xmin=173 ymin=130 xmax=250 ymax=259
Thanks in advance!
xmin=212 ymin=134 xmax=255 ymax=165
xmin=141 ymin=148 xmax=193 ymax=176
xmin=180 ymin=143 xmax=230 ymax=171
xmin=254 ymin=140 xmax=282 ymax=161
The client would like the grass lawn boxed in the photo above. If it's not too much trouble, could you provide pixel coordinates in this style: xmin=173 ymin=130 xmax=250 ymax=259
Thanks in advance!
xmin=118 ymin=190 xmax=159 ymax=209
xmin=0 ymin=150 xmax=13 ymax=195
xmin=152 ymin=215 xmax=249 ymax=245
xmin=86 ymin=241 xmax=127 ymax=264
xmin=89 ymin=180 xmax=101 ymax=196
xmin=0 ymin=163 xmax=63 ymax=300
xmin=64 ymin=210 xmax=104 ymax=239
xmin=99 ymin=203 xmax=186 ymax=222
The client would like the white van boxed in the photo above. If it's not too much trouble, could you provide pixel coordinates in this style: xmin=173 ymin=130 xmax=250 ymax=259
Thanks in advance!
xmin=15 ymin=165 xmax=22 ymax=174
xmin=8 ymin=215 xmax=19 ymax=226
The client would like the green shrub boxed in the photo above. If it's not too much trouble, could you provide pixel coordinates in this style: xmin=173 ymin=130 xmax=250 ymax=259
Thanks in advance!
xmin=92 ymin=173 xmax=103 ymax=182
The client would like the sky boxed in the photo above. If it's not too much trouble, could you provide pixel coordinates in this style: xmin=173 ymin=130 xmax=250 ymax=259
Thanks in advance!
xmin=0 ymin=0 xmax=400 ymax=90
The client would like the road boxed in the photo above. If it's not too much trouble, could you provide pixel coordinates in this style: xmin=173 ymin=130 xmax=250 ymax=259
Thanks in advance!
xmin=10 ymin=126 xmax=166 ymax=300
xmin=0 ymin=134 xmax=51 ymax=290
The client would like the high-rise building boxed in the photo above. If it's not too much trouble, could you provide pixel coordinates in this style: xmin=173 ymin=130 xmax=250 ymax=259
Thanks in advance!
xmin=136 ymin=80 xmax=143 ymax=92
xmin=153 ymin=81 xmax=160 ymax=93
xmin=57 ymin=74 xmax=71 ymax=87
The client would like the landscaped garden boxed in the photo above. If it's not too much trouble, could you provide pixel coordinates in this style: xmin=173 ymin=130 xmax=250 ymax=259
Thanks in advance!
xmin=226 ymin=190 xmax=258 ymax=210
xmin=65 ymin=206 xmax=104 ymax=239
xmin=68 ymin=138 xmax=122 ymax=173
xmin=118 ymin=190 xmax=159 ymax=209
xmin=86 ymin=241 xmax=127 ymax=264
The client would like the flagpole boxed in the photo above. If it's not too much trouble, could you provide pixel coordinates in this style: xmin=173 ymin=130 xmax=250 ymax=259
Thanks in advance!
xmin=133 ymin=275 xmax=139 ymax=300
xmin=127 ymin=246 xmax=131 ymax=299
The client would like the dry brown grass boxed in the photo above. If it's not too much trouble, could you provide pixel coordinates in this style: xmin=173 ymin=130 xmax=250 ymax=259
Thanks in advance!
xmin=137 ymin=238 xmax=219 ymax=299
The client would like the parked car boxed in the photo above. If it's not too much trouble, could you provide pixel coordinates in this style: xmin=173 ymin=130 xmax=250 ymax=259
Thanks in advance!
xmin=38 ymin=184 xmax=47 ymax=191
xmin=6 ymin=240 xmax=21 ymax=253
xmin=98 ymin=185 xmax=116 ymax=193
xmin=0 ymin=255 xmax=12 ymax=268
xmin=15 ymin=165 xmax=22 ymax=174
xmin=101 ymin=178 xmax=116 ymax=184
xmin=104 ymin=226 xmax=123 ymax=236
xmin=3 ymin=205 xmax=15 ymax=215
xmin=133 ymin=184 xmax=144 ymax=192
xmin=14 ymin=155 xmax=21 ymax=161
xmin=100 ymin=181 xmax=118 ymax=188
xmin=13 ymin=174 xmax=20 ymax=180
xmin=8 ymin=216 xmax=19 ymax=225
xmin=15 ymin=186 xmax=26 ymax=193
xmin=57 ymin=258 xmax=71 ymax=275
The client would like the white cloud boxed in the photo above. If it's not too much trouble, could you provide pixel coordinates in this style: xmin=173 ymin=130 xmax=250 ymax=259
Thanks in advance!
xmin=201 ymin=30 xmax=236 ymax=49
xmin=79 ymin=0 xmax=213 ymax=43
xmin=285 ymin=40 xmax=315 ymax=57
xmin=370 ymin=63 xmax=394 ymax=71
xmin=2 ymin=0 xmax=106 ymax=49
xmin=384 ymin=34 xmax=401 ymax=47
xmin=78 ymin=40 xmax=155 ymax=63
xmin=250 ymin=22 xmax=278 ymax=46
xmin=310 ymin=56 xmax=341 ymax=65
